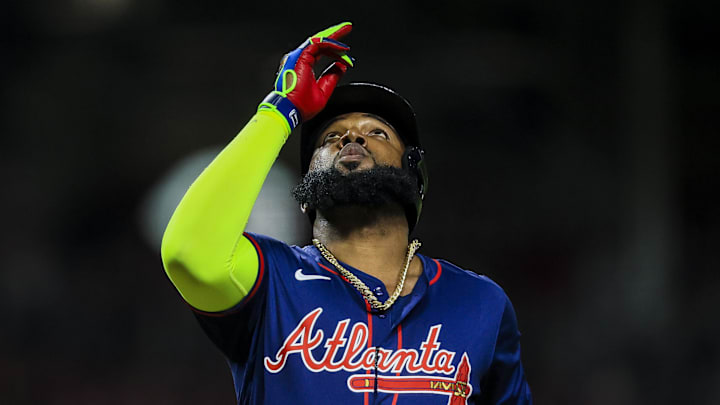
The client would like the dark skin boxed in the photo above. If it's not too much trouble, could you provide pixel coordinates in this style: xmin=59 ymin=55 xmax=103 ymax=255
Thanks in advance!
xmin=304 ymin=112 xmax=423 ymax=296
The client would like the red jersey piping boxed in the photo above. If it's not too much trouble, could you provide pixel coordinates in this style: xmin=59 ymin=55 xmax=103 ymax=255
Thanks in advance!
xmin=429 ymin=259 xmax=443 ymax=286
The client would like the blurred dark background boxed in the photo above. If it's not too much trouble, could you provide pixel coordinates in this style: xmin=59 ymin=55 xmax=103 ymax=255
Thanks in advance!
xmin=2 ymin=0 xmax=718 ymax=404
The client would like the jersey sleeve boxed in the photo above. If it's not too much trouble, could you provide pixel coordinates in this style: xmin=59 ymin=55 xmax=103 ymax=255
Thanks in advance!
xmin=480 ymin=295 xmax=533 ymax=404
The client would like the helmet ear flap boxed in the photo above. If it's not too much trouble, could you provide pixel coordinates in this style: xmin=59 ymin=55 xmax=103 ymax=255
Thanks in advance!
xmin=402 ymin=146 xmax=428 ymax=231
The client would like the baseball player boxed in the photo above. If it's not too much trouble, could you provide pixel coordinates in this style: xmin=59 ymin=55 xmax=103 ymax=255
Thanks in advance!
xmin=161 ymin=22 xmax=532 ymax=404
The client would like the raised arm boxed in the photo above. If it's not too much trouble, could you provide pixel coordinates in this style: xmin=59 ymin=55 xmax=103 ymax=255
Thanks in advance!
xmin=160 ymin=22 xmax=354 ymax=312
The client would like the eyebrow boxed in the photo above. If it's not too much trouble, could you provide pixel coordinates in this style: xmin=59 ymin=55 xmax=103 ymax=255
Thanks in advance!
xmin=323 ymin=113 xmax=393 ymax=129
xmin=360 ymin=113 xmax=394 ymax=130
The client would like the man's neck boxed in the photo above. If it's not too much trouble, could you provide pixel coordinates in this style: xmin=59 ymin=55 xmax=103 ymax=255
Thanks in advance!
xmin=312 ymin=205 xmax=421 ymax=293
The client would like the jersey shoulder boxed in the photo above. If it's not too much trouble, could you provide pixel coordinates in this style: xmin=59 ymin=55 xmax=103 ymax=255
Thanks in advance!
xmin=427 ymin=256 xmax=510 ymax=303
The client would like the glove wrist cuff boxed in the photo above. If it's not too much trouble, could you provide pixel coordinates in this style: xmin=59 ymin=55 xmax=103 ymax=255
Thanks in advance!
xmin=258 ymin=91 xmax=302 ymax=132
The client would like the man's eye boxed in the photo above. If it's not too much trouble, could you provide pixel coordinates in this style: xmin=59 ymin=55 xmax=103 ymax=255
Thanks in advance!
xmin=323 ymin=132 xmax=340 ymax=143
xmin=369 ymin=129 xmax=388 ymax=138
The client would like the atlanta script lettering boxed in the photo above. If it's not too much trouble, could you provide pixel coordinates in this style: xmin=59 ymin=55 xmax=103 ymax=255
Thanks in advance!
xmin=264 ymin=307 xmax=456 ymax=374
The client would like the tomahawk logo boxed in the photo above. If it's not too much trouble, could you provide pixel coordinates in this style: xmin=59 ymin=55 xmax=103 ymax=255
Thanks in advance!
xmin=264 ymin=308 xmax=473 ymax=404
xmin=347 ymin=353 xmax=473 ymax=404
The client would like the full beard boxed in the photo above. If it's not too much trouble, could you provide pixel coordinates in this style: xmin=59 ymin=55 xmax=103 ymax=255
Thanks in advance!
xmin=292 ymin=166 xmax=419 ymax=213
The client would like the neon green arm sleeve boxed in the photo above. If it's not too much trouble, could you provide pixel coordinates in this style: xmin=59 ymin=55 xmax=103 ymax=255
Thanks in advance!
xmin=160 ymin=110 xmax=290 ymax=312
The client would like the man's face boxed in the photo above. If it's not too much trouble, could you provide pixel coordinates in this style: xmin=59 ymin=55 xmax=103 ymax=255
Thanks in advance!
xmin=308 ymin=112 xmax=406 ymax=173
xmin=293 ymin=112 xmax=418 ymax=216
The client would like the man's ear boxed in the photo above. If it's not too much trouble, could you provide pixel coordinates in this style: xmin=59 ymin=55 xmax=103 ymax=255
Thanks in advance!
xmin=300 ymin=203 xmax=308 ymax=214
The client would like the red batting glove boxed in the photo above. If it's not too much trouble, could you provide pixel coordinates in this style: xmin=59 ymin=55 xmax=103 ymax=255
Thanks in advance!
xmin=258 ymin=22 xmax=355 ymax=132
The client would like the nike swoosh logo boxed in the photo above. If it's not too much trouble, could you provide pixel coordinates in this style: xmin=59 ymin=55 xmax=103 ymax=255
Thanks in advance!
xmin=295 ymin=269 xmax=331 ymax=281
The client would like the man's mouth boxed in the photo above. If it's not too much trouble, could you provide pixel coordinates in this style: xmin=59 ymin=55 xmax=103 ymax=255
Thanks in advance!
xmin=337 ymin=143 xmax=368 ymax=163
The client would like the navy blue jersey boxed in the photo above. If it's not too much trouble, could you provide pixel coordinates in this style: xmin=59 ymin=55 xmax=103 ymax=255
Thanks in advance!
xmin=193 ymin=233 xmax=532 ymax=404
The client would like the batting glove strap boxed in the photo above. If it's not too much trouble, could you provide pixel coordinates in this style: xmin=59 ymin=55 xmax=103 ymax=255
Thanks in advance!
xmin=258 ymin=91 xmax=301 ymax=133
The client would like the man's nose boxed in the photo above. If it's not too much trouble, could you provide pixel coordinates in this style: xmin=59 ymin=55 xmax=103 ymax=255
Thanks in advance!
xmin=340 ymin=131 xmax=366 ymax=146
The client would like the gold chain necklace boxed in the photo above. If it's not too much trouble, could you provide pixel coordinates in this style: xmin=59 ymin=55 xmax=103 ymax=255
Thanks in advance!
xmin=312 ymin=238 xmax=422 ymax=311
